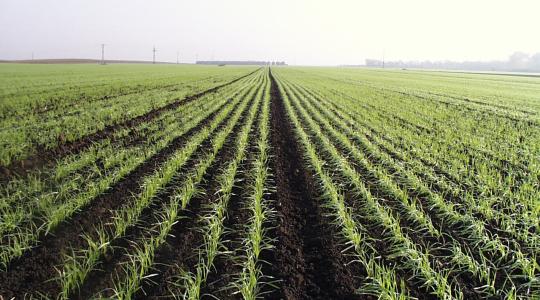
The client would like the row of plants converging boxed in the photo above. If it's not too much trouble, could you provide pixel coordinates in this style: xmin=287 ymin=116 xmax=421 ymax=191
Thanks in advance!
xmin=0 ymin=64 xmax=258 ymax=166
xmin=0 ymin=70 xmax=263 ymax=270
xmin=1 ymin=65 xmax=538 ymax=299
xmin=271 ymin=68 xmax=540 ymax=299
xmin=0 ymin=68 xmax=281 ymax=300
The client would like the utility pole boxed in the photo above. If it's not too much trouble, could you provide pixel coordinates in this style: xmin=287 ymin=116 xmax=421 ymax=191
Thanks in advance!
xmin=153 ymin=46 xmax=156 ymax=64
xmin=195 ymin=53 xmax=198 ymax=64
xmin=31 ymin=52 xmax=34 ymax=61
xmin=382 ymin=50 xmax=385 ymax=69
xmin=177 ymin=51 xmax=179 ymax=64
xmin=101 ymin=44 xmax=106 ymax=65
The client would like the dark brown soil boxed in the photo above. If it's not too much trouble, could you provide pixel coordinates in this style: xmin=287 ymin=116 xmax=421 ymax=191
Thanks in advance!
xmin=267 ymin=70 xmax=362 ymax=300
xmin=0 ymin=85 xmax=248 ymax=299
xmin=0 ymin=68 xmax=260 ymax=183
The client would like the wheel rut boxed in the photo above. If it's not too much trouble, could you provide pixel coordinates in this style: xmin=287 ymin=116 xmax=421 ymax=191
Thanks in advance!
xmin=268 ymin=69 xmax=360 ymax=300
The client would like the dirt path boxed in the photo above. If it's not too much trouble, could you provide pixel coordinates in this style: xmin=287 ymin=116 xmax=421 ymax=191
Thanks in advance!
xmin=268 ymin=69 xmax=360 ymax=300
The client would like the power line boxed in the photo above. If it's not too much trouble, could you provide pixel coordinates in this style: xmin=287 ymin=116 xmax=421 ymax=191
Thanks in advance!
xmin=101 ymin=44 xmax=106 ymax=65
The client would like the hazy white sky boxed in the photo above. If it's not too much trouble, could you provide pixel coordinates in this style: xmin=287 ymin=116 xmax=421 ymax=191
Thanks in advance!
xmin=1 ymin=0 xmax=539 ymax=65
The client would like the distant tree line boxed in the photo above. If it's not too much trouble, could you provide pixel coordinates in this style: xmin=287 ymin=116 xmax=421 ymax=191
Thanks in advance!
xmin=365 ymin=52 xmax=540 ymax=72
xmin=196 ymin=61 xmax=286 ymax=66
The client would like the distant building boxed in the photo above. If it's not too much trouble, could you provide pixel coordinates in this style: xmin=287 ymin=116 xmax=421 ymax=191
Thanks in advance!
xmin=196 ymin=60 xmax=286 ymax=66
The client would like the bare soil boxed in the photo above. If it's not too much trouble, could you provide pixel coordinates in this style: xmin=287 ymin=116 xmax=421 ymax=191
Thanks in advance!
xmin=267 ymin=70 xmax=362 ymax=300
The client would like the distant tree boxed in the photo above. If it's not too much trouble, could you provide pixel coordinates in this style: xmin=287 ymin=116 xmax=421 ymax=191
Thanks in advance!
xmin=365 ymin=52 xmax=540 ymax=72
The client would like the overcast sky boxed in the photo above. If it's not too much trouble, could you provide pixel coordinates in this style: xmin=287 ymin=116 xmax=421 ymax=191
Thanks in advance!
xmin=1 ymin=0 xmax=539 ymax=65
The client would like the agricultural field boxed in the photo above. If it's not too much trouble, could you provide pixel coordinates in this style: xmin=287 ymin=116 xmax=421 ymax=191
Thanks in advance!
xmin=0 ymin=64 xmax=539 ymax=299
